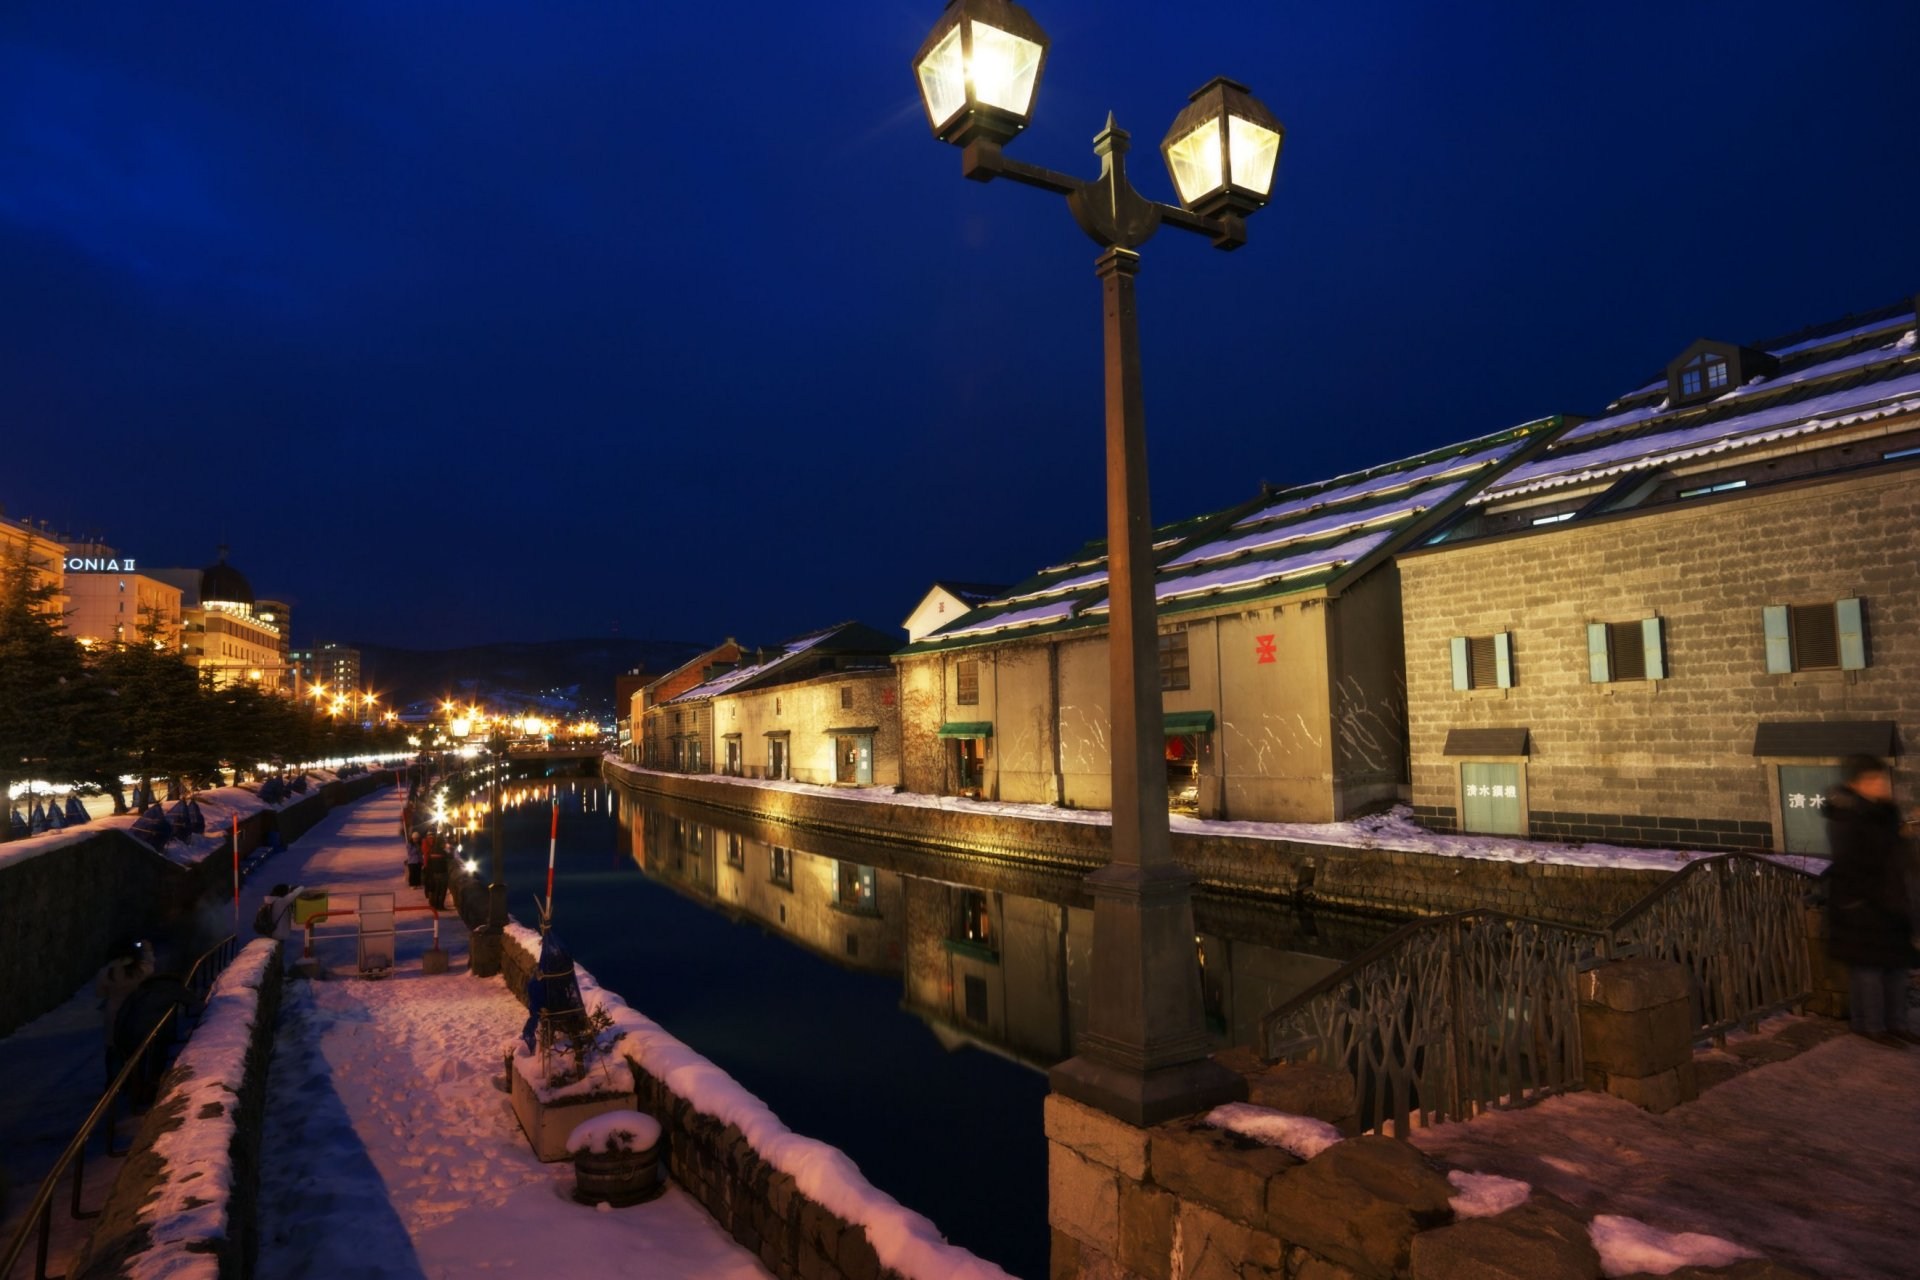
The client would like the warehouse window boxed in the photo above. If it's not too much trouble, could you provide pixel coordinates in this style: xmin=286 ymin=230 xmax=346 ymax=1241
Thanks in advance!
xmin=1449 ymin=633 xmax=1514 ymax=690
xmin=1764 ymin=600 xmax=1865 ymax=673
xmin=1159 ymin=628 xmax=1191 ymax=691
xmin=956 ymin=660 xmax=980 ymax=705
xmin=1587 ymin=619 xmax=1666 ymax=683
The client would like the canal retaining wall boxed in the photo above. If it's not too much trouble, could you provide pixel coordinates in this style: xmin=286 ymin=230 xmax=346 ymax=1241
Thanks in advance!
xmin=499 ymin=924 xmax=1014 ymax=1280
xmin=0 ymin=772 xmax=392 ymax=1038
xmin=71 ymin=939 xmax=282 ymax=1280
xmin=601 ymin=759 xmax=1667 ymax=927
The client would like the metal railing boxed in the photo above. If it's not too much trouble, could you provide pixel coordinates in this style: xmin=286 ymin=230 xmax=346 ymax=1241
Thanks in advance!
xmin=1261 ymin=910 xmax=1607 ymax=1134
xmin=1608 ymin=852 xmax=1818 ymax=1040
xmin=2 ymin=935 xmax=239 ymax=1280
xmin=1258 ymin=852 xmax=1821 ymax=1137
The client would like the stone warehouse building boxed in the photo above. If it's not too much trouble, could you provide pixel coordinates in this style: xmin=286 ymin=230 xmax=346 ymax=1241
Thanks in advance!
xmin=631 ymin=638 xmax=748 ymax=769
xmin=1402 ymin=294 xmax=1920 ymax=854
xmin=893 ymin=419 xmax=1573 ymax=823
xmin=656 ymin=622 xmax=902 ymax=785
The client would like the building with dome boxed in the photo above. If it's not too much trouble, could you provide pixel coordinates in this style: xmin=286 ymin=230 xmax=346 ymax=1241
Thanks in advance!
xmin=153 ymin=548 xmax=288 ymax=691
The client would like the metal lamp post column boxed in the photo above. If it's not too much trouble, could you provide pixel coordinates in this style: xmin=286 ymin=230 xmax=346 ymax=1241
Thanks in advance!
xmin=470 ymin=731 xmax=510 ymax=977
xmin=915 ymin=3 xmax=1283 ymax=1126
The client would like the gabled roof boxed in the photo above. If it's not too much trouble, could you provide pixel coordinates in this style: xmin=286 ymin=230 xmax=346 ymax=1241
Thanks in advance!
xmin=899 ymin=418 xmax=1567 ymax=655
xmin=670 ymin=621 xmax=896 ymax=702
xmin=930 ymin=581 xmax=1008 ymax=603
xmin=643 ymin=638 xmax=745 ymax=696
xmin=1472 ymin=298 xmax=1920 ymax=505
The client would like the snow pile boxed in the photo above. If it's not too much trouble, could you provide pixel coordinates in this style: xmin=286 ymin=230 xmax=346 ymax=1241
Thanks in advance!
xmin=1445 ymin=1169 xmax=1531 ymax=1219
xmin=567 ymin=1110 xmax=662 ymax=1155
xmin=1588 ymin=1214 xmax=1759 ymax=1277
xmin=1203 ymin=1103 xmax=1344 ymax=1159
xmin=511 ymin=1038 xmax=634 ymax=1103
xmin=127 ymin=938 xmax=279 ymax=1280
xmin=505 ymin=922 xmax=1014 ymax=1280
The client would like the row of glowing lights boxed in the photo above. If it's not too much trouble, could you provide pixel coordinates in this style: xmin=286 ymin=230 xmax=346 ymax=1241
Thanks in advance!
xmin=305 ymin=682 xmax=397 ymax=723
xmin=440 ymin=701 xmax=598 ymax=740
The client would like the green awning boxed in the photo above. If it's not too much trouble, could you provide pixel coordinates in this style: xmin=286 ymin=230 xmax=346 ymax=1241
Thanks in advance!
xmin=937 ymin=721 xmax=994 ymax=739
xmin=1163 ymin=710 xmax=1215 ymax=735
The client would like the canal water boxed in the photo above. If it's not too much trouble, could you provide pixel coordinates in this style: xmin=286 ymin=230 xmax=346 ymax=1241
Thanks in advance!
xmin=457 ymin=769 xmax=1396 ymax=1280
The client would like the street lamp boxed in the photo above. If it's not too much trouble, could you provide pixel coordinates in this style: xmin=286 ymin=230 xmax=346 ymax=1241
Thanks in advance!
xmin=914 ymin=5 xmax=1281 ymax=1126
xmin=470 ymin=722 xmax=511 ymax=977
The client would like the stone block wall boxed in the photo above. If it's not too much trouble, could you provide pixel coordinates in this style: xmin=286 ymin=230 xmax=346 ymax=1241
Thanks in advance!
xmin=1400 ymin=467 xmax=1920 ymax=852
xmin=604 ymin=759 xmax=1668 ymax=927
xmin=1575 ymin=958 xmax=1698 ymax=1113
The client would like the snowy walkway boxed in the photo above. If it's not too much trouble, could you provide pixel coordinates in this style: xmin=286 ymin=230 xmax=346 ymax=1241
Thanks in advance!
xmin=1412 ymin=1014 xmax=1920 ymax=1280
xmin=254 ymin=788 xmax=769 ymax=1280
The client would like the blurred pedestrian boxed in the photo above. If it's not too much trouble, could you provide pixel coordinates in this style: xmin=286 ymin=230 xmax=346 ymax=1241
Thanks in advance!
xmin=422 ymin=826 xmax=450 ymax=911
xmin=1825 ymin=754 xmax=1918 ymax=1047
xmin=405 ymin=828 xmax=424 ymax=887
xmin=95 ymin=939 xmax=154 ymax=1084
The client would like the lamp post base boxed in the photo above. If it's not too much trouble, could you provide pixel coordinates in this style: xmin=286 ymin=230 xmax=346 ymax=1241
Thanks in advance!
xmin=470 ymin=925 xmax=503 ymax=978
xmin=1049 ymin=1050 xmax=1245 ymax=1129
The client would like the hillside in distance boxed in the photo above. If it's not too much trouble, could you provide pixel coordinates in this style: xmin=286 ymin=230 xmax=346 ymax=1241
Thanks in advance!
xmin=355 ymin=638 xmax=703 ymax=716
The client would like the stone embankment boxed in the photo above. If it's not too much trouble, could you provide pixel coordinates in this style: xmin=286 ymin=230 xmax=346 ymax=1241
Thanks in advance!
xmin=603 ymin=758 xmax=1667 ymax=927
xmin=0 ymin=770 xmax=390 ymax=1038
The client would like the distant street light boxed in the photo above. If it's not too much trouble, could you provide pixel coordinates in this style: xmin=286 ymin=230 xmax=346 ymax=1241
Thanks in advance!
xmin=914 ymin=0 xmax=1282 ymax=1126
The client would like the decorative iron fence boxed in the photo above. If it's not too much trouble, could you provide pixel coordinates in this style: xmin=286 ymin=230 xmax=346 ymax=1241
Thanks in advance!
xmin=1262 ymin=911 xmax=1606 ymax=1134
xmin=1609 ymin=853 xmax=1817 ymax=1039
xmin=1259 ymin=853 xmax=1821 ymax=1137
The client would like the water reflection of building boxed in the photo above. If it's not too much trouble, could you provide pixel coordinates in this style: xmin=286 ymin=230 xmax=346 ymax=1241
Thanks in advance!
xmin=613 ymin=788 xmax=1395 ymax=1071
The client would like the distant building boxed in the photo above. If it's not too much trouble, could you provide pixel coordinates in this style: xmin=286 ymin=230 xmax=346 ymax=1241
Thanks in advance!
xmin=631 ymin=639 xmax=749 ymax=767
xmin=256 ymin=598 xmax=294 ymax=690
xmin=1401 ymin=293 xmax=1920 ymax=855
xmin=893 ymin=421 xmax=1569 ymax=820
xmin=156 ymin=548 xmax=286 ymax=691
xmin=60 ymin=542 xmax=183 ymax=652
xmin=655 ymin=624 xmax=900 ymax=782
xmin=902 ymin=581 xmax=1007 ymax=643
xmin=0 ymin=514 xmax=67 ymax=615
xmin=312 ymin=643 xmax=362 ymax=699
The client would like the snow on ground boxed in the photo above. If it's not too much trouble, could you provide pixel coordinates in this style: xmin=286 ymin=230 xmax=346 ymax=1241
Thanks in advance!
xmin=1203 ymin=1103 xmax=1344 ymax=1159
xmin=1588 ymin=1214 xmax=1756 ymax=1278
xmin=1443 ymin=1169 xmax=1531 ymax=1219
xmin=605 ymin=757 xmax=1823 ymax=875
xmin=254 ymin=788 xmax=769 ymax=1280
xmin=1411 ymin=1024 xmax=1920 ymax=1280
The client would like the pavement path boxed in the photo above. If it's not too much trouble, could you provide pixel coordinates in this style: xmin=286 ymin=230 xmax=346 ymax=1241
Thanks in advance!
xmin=1412 ymin=1014 xmax=1920 ymax=1279
xmin=254 ymin=786 xmax=769 ymax=1280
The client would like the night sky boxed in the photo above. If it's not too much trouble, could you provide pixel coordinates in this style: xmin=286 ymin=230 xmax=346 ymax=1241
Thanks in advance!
xmin=4 ymin=2 xmax=1917 ymax=651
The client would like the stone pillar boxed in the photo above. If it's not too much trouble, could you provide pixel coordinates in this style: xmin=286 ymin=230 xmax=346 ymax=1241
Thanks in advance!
xmin=1802 ymin=906 xmax=1850 ymax=1019
xmin=1576 ymin=958 xmax=1697 ymax=1113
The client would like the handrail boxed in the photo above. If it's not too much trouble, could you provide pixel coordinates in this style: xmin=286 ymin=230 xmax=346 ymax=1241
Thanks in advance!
xmin=1257 ymin=849 xmax=1823 ymax=1136
xmin=1 ymin=935 xmax=239 ymax=1280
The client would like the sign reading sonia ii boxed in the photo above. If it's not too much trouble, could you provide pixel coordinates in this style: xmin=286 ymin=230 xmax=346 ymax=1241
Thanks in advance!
xmin=65 ymin=557 xmax=136 ymax=573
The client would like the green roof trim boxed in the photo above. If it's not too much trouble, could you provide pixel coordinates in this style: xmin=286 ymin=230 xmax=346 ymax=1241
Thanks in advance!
xmin=937 ymin=721 xmax=994 ymax=739
xmin=1163 ymin=710 xmax=1215 ymax=734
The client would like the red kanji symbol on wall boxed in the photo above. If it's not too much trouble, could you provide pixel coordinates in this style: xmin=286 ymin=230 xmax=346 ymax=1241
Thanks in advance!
xmin=881 ymin=687 xmax=896 ymax=708
xmin=1255 ymin=635 xmax=1276 ymax=664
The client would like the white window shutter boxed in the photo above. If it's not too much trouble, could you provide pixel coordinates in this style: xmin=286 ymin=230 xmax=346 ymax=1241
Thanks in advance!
xmin=1837 ymin=598 xmax=1866 ymax=670
xmin=1642 ymin=617 xmax=1666 ymax=680
xmin=1450 ymin=637 xmax=1470 ymax=691
xmin=1494 ymin=633 xmax=1513 ymax=688
xmin=1587 ymin=623 xmax=1611 ymax=683
xmin=1763 ymin=606 xmax=1792 ymax=673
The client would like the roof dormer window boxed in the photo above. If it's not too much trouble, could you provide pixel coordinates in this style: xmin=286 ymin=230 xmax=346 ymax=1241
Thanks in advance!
xmin=1679 ymin=353 xmax=1728 ymax=398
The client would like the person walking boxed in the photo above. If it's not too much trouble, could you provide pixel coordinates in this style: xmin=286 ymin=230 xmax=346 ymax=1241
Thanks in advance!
xmin=96 ymin=939 xmax=154 ymax=1084
xmin=422 ymin=825 xmax=450 ymax=912
xmin=405 ymin=827 xmax=424 ymax=887
xmin=1825 ymin=754 xmax=1918 ymax=1047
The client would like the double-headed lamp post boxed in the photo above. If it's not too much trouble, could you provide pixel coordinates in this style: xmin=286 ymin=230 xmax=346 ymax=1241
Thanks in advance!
xmin=914 ymin=0 xmax=1283 ymax=1127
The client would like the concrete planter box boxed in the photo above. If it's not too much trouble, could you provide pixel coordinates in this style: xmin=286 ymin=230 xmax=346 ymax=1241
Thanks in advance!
xmin=508 ymin=1050 xmax=636 ymax=1163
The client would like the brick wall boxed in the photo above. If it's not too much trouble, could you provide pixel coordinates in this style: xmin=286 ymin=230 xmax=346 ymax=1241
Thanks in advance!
xmin=1401 ymin=466 xmax=1920 ymax=851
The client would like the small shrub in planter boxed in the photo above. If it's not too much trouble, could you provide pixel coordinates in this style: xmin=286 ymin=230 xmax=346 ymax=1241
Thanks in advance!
xmin=568 ymin=1110 xmax=664 ymax=1206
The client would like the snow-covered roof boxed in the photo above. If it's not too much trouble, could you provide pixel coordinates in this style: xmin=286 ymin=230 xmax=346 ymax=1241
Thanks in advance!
xmin=667 ymin=622 xmax=894 ymax=702
xmin=903 ymin=419 xmax=1560 ymax=654
xmin=1477 ymin=320 xmax=1919 ymax=503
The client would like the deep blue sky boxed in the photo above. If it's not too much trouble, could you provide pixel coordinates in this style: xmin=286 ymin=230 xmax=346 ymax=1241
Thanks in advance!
xmin=4 ymin=2 xmax=1917 ymax=650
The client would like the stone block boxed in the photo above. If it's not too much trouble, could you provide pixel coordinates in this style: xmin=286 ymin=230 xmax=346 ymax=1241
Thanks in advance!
xmin=1046 ymin=1091 xmax=1151 ymax=1179
xmin=1050 ymin=1140 xmax=1120 ymax=1248
xmin=1603 ymin=1064 xmax=1697 ymax=1114
xmin=1117 ymin=1181 xmax=1176 ymax=1280
xmin=1410 ymin=1197 xmax=1600 ymax=1279
xmin=1290 ymin=1253 xmax=1361 ymax=1280
xmin=836 ymin=1226 xmax=881 ymax=1280
xmin=1263 ymin=1137 xmax=1454 ymax=1278
xmin=1244 ymin=1063 xmax=1356 ymax=1127
xmin=1580 ymin=997 xmax=1694 ymax=1077
xmin=1173 ymin=1201 xmax=1284 ymax=1280
xmin=1149 ymin=1121 xmax=1298 ymax=1226
xmin=1579 ymin=958 xmax=1692 ymax=1013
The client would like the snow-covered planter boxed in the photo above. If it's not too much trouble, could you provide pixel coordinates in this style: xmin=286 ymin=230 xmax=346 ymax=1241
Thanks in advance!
xmin=568 ymin=1110 xmax=664 ymax=1206
xmin=509 ymin=1038 xmax=637 ymax=1163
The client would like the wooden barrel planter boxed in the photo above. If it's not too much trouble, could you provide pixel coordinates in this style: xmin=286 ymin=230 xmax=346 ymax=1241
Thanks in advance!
xmin=568 ymin=1110 xmax=664 ymax=1207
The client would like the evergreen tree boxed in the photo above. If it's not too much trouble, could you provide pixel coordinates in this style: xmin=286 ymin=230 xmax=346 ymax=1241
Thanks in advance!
xmin=0 ymin=540 xmax=87 ymax=840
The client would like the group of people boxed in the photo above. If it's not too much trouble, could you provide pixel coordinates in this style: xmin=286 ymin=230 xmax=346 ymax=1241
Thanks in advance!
xmin=400 ymin=788 xmax=451 ymax=911
xmin=1825 ymin=753 xmax=1920 ymax=1046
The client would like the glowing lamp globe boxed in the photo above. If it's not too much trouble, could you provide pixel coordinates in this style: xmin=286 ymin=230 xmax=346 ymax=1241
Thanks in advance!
xmin=913 ymin=0 xmax=1049 ymax=147
xmin=1160 ymin=77 xmax=1284 ymax=218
